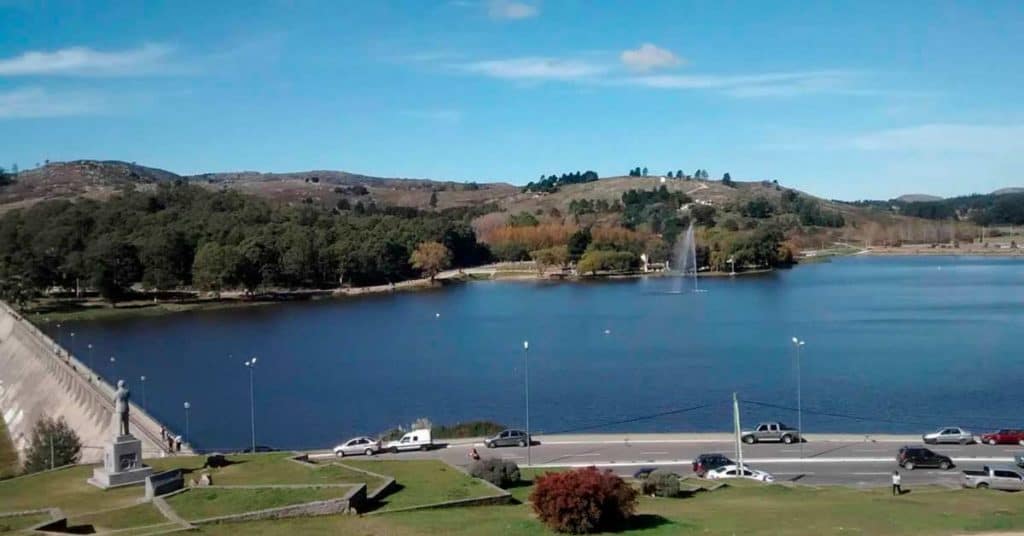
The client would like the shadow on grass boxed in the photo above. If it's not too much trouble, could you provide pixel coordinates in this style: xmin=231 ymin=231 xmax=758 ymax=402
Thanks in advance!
xmin=607 ymin=514 xmax=673 ymax=533
xmin=362 ymin=482 xmax=407 ymax=512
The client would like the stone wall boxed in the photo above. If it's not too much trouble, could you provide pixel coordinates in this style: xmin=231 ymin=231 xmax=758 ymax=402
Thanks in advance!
xmin=0 ymin=302 xmax=177 ymax=464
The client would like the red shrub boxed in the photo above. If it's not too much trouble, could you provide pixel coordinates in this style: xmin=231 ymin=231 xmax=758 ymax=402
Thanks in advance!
xmin=529 ymin=467 xmax=638 ymax=533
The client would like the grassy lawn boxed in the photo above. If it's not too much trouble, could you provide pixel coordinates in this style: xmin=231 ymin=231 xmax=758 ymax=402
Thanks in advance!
xmin=0 ymin=512 xmax=52 ymax=532
xmin=148 ymin=453 xmax=384 ymax=488
xmin=344 ymin=459 xmax=498 ymax=511
xmin=0 ymin=465 xmax=144 ymax=516
xmin=0 ymin=418 xmax=17 ymax=480
xmin=165 ymin=486 xmax=350 ymax=521
xmin=68 ymin=503 xmax=167 ymax=531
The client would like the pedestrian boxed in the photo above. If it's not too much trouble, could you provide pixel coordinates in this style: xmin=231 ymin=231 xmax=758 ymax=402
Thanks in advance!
xmin=167 ymin=435 xmax=174 ymax=452
xmin=469 ymin=448 xmax=480 ymax=461
xmin=892 ymin=470 xmax=902 ymax=496
xmin=160 ymin=427 xmax=167 ymax=441
xmin=174 ymin=435 xmax=182 ymax=453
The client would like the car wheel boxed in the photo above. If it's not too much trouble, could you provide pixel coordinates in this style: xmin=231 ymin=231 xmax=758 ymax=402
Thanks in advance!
xmin=743 ymin=436 xmax=755 ymax=444
xmin=782 ymin=435 xmax=793 ymax=445
xmin=364 ymin=448 xmax=374 ymax=456
xmin=978 ymin=482 xmax=989 ymax=489
xmin=485 ymin=441 xmax=494 ymax=448
xmin=939 ymin=460 xmax=951 ymax=470
xmin=335 ymin=450 xmax=344 ymax=458
xmin=391 ymin=447 xmax=399 ymax=454
xmin=960 ymin=438 xmax=968 ymax=445
xmin=1018 ymin=439 xmax=1024 ymax=447
xmin=518 ymin=439 xmax=527 ymax=447
xmin=421 ymin=444 xmax=428 ymax=451
xmin=904 ymin=461 xmax=915 ymax=470
xmin=989 ymin=439 xmax=998 ymax=445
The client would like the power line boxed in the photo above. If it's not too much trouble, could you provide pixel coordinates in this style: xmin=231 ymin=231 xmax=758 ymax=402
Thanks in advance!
xmin=544 ymin=402 xmax=721 ymax=435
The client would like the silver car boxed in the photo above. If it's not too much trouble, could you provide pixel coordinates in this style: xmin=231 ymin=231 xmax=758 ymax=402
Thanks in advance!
xmin=923 ymin=427 xmax=974 ymax=445
xmin=484 ymin=429 xmax=531 ymax=448
xmin=333 ymin=436 xmax=381 ymax=457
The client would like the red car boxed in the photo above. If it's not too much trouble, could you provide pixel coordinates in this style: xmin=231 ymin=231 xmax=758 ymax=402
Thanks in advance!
xmin=980 ymin=429 xmax=1024 ymax=446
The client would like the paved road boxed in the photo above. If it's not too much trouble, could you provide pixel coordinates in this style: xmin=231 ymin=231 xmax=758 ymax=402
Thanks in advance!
xmin=312 ymin=434 xmax=1024 ymax=488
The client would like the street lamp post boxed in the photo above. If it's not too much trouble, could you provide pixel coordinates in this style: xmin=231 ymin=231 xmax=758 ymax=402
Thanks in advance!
xmin=244 ymin=357 xmax=257 ymax=453
xmin=87 ymin=343 xmax=94 ymax=369
xmin=140 ymin=375 xmax=147 ymax=410
xmin=109 ymin=356 xmax=117 ymax=379
xmin=183 ymin=402 xmax=191 ymax=446
xmin=791 ymin=337 xmax=806 ymax=461
xmin=523 ymin=340 xmax=530 ymax=468
xmin=69 ymin=332 xmax=75 ymax=358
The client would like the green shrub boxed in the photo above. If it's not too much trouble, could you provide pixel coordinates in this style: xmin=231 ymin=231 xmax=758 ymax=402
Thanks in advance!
xmin=641 ymin=469 xmax=680 ymax=497
xmin=469 ymin=458 xmax=521 ymax=488
xmin=22 ymin=416 xmax=81 ymax=474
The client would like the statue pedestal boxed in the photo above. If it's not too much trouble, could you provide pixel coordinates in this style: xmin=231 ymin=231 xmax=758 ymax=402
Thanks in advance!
xmin=88 ymin=434 xmax=153 ymax=489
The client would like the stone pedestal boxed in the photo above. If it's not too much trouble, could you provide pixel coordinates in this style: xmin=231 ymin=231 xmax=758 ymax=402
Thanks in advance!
xmin=88 ymin=434 xmax=153 ymax=489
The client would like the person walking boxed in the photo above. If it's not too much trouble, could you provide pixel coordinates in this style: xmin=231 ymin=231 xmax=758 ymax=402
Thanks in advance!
xmin=891 ymin=470 xmax=902 ymax=496
xmin=468 ymin=448 xmax=480 ymax=461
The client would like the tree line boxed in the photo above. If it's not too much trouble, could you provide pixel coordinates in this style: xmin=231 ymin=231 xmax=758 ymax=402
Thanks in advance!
xmin=522 ymin=171 xmax=599 ymax=193
xmin=0 ymin=183 xmax=491 ymax=305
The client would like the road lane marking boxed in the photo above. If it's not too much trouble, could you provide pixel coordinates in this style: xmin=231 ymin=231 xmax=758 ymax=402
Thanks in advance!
xmin=523 ymin=456 xmax=1016 ymax=469
xmin=641 ymin=451 xmax=669 ymax=455
xmin=569 ymin=453 xmax=601 ymax=457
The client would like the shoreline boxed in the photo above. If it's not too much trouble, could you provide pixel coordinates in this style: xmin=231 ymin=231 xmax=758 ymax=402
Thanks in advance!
xmin=26 ymin=251 xmax=1024 ymax=323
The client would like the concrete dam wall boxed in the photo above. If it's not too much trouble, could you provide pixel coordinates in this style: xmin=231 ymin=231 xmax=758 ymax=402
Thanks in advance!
xmin=0 ymin=302 xmax=185 ymax=464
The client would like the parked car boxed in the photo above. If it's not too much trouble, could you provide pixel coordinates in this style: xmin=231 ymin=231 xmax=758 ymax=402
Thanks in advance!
xmin=705 ymin=464 xmax=774 ymax=483
xmin=897 ymin=445 xmax=954 ymax=470
xmin=333 ymin=436 xmax=381 ymax=457
xmin=981 ymin=429 xmax=1024 ymax=446
xmin=922 ymin=427 xmax=975 ymax=445
xmin=962 ymin=465 xmax=1024 ymax=490
xmin=484 ymin=429 xmax=531 ymax=448
xmin=385 ymin=428 xmax=433 ymax=453
xmin=1015 ymin=453 xmax=1024 ymax=469
xmin=241 ymin=445 xmax=279 ymax=453
xmin=692 ymin=453 xmax=735 ymax=478
xmin=741 ymin=422 xmax=802 ymax=444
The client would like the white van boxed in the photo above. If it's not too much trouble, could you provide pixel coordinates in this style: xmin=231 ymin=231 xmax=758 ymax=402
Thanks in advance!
xmin=385 ymin=428 xmax=433 ymax=453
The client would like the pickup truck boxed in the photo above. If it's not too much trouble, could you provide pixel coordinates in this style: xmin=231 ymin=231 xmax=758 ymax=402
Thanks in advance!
xmin=962 ymin=465 xmax=1024 ymax=491
xmin=741 ymin=422 xmax=802 ymax=444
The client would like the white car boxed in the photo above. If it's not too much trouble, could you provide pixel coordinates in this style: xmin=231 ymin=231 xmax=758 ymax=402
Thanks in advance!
xmin=385 ymin=428 xmax=434 ymax=453
xmin=922 ymin=427 xmax=975 ymax=445
xmin=333 ymin=436 xmax=381 ymax=457
xmin=704 ymin=464 xmax=775 ymax=483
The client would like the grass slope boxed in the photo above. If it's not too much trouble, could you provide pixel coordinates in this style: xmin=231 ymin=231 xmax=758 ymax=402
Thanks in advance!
xmin=344 ymin=459 xmax=496 ymax=511
xmin=68 ymin=503 xmax=167 ymax=531
xmin=166 ymin=487 xmax=348 ymax=521
xmin=0 ymin=418 xmax=17 ymax=479
xmin=148 ymin=453 xmax=383 ymax=488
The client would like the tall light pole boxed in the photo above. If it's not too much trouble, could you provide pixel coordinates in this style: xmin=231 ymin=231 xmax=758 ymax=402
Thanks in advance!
xmin=87 ymin=343 xmax=94 ymax=369
xmin=183 ymin=401 xmax=191 ymax=446
xmin=791 ymin=337 xmax=806 ymax=461
xmin=244 ymin=357 xmax=257 ymax=453
xmin=109 ymin=356 xmax=117 ymax=379
xmin=139 ymin=375 xmax=147 ymax=410
xmin=69 ymin=332 xmax=75 ymax=358
xmin=523 ymin=340 xmax=531 ymax=468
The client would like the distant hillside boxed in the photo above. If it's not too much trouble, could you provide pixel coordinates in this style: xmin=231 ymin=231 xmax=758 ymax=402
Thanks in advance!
xmin=992 ymin=187 xmax=1024 ymax=196
xmin=897 ymin=193 xmax=943 ymax=203
xmin=0 ymin=160 xmax=181 ymax=211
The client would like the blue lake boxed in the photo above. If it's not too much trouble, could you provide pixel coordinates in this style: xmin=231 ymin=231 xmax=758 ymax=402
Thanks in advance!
xmin=48 ymin=256 xmax=1024 ymax=451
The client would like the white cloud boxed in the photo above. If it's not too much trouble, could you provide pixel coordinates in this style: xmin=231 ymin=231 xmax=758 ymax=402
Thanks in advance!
xmin=487 ymin=0 xmax=538 ymax=20
xmin=459 ymin=57 xmax=606 ymax=80
xmin=620 ymin=44 xmax=683 ymax=72
xmin=0 ymin=87 xmax=104 ymax=118
xmin=850 ymin=124 xmax=1024 ymax=153
xmin=623 ymin=70 xmax=862 ymax=97
xmin=0 ymin=43 xmax=175 ymax=76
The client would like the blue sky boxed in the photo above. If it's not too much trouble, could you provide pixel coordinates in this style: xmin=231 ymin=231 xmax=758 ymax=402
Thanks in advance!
xmin=1 ymin=0 xmax=1022 ymax=200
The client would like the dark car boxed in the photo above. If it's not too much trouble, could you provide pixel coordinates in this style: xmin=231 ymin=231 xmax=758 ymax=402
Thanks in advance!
xmin=484 ymin=429 xmax=532 ymax=448
xmin=897 ymin=445 xmax=953 ymax=470
xmin=693 ymin=453 xmax=735 ymax=477
xmin=241 ymin=445 xmax=279 ymax=453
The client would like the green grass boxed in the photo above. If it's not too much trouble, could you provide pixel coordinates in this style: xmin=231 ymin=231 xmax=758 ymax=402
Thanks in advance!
xmin=0 ymin=512 xmax=52 ymax=532
xmin=196 ymin=474 xmax=1024 ymax=535
xmin=0 ymin=418 xmax=17 ymax=479
xmin=68 ymin=503 xmax=167 ymax=531
xmin=148 ymin=453 xmax=384 ymax=488
xmin=165 ymin=486 xmax=350 ymax=521
xmin=0 ymin=465 xmax=144 ymax=516
xmin=344 ymin=459 xmax=499 ymax=511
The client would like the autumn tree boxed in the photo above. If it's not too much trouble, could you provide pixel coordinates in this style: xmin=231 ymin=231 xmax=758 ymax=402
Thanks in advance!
xmin=410 ymin=241 xmax=451 ymax=281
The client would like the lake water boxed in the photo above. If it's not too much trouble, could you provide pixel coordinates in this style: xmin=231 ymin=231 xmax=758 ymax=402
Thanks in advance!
xmin=47 ymin=256 xmax=1024 ymax=451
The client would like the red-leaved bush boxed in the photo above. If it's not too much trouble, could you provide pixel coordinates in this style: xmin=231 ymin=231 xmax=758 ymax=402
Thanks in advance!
xmin=529 ymin=467 xmax=638 ymax=534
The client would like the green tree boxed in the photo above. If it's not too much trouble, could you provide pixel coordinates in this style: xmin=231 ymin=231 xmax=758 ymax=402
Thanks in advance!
xmin=577 ymin=249 xmax=637 ymax=275
xmin=508 ymin=211 xmax=540 ymax=227
xmin=192 ymin=242 xmax=238 ymax=297
xmin=86 ymin=237 xmax=143 ymax=303
xmin=567 ymin=227 xmax=592 ymax=261
xmin=429 ymin=191 xmax=438 ymax=208
xmin=641 ymin=167 xmax=648 ymax=177
xmin=530 ymin=245 xmax=569 ymax=275
xmin=410 ymin=241 xmax=451 ymax=281
xmin=139 ymin=228 xmax=193 ymax=290
xmin=677 ymin=169 xmax=684 ymax=179
xmin=722 ymin=172 xmax=734 ymax=187
xmin=22 ymin=416 xmax=81 ymax=474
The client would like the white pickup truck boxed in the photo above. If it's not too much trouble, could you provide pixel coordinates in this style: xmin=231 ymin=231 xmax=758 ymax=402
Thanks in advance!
xmin=385 ymin=428 xmax=433 ymax=453
xmin=962 ymin=465 xmax=1024 ymax=491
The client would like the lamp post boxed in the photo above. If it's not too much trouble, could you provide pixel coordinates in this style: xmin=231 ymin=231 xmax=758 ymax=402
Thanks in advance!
xmin=69 ymin=332 xmax=75 ymax=358
xmin=523 ymin=340 xmax=531 ymax=468
xmin=244 ymin=357 xmax=257 ymax=453
xmin=791 ymin=337 xmax=806 ymax=461
xmin=139 ymin=375 xmax=147 ymax=410
xmin=87 ymin=343 xmax=93 ymax=369
xmin=55 ymin=322 xmax=62 ymax=348
xmin=109 ymin=356 xmax=117 ymax=379
xmin=183 ymin=401 xmax=191 ymax=446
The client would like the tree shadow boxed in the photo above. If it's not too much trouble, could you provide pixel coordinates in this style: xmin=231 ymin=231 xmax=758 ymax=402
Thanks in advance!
xmin=361 ymin=483 xmax=407 ymax=513
xmin=608 ymin=514 xmax=672 ymax=532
